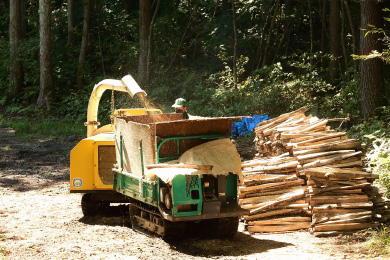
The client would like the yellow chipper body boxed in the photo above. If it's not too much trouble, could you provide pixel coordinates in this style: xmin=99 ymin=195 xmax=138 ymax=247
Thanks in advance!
xmin=70 ymin=75 xmax=162 ymax=210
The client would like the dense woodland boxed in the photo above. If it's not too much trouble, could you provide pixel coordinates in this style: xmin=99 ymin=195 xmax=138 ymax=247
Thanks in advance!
xmin=2 ymin=0 xmax=390 ymax=123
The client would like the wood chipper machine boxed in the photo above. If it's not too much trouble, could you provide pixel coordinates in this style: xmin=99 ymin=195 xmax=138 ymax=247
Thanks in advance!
xmin=70 ymin=75 xmax=247 ymax=239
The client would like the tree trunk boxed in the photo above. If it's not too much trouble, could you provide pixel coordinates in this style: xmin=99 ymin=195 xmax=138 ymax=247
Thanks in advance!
xmin=20 ymin=0 xmax=27 ymax=37
xmin=340 ymin=1 xmax=348 ymax=76
xmin=77 ymin=0 xmax=90 ymax=90
xmin=37 ymin=0 xmax=51 ymax=110
xmin=9 ymin=0 xmax=23 ymax=99
xmin=344 ymin=0 xmax=356 ymax=55
xmin=272 ymin=0 xmax=295 ymax=64
xmin=262 ymin=0 xmax=280 ymax=66
xmin=360 ymin=0 xmax=384 ymax=120
xmin=329 ymin=0 xmax=340 ymax=82
xmin=321 ymin=0 xmax=327 ymax=53
xmin=138 ymin=0 xmax=151 ymax=87
xmin=146 ymin=0 xmax=161 ymax=83
xmin=67 ymin=0 xmax=75 ymax=48
xmin=231 ymin=0 xmax=238 ymax=89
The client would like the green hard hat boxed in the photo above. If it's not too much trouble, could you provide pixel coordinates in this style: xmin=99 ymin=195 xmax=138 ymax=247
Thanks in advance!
xmin=172 ymin=98 xmax=187 ymax=108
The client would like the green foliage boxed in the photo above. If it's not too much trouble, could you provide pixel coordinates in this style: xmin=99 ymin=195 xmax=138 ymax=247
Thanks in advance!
xmin=183 ymin=52 xmax=339 ymax=117
xmin=0 ymin=116 xmax=85 ymax=141
xmin=365 ymin=133 xmax=390 ymax=198
xmin=348 ymin=106 xmax=390 ymax=197
xmin=365 ymin=226 xmax=390 ymax=257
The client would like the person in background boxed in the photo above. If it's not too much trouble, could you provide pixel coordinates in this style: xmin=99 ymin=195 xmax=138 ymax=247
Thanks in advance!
xmin=172 ymin=97 xmax=189 ymax=119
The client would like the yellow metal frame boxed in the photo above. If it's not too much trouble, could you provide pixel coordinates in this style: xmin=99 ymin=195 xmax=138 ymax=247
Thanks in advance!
xmin=70 ymin=108 xmax=163 ymax=192
xmin=113 ymin=108 xmax=162 ymax=117
xmin=70 ymin=138 xmax=95 ymax=191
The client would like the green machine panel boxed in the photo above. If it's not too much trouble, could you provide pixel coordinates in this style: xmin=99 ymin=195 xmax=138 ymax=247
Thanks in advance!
xmin=171 ymin=175 xmax=203 ymax=217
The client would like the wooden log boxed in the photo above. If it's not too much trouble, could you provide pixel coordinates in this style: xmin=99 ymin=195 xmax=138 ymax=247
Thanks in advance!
xmin=240 ymin=194 xmax=283 ymax=205
xmin=314 ymin=215 xmax=372 ymax=225
xmin=307 ymin=176 xmax=368 ymax=186
xmin=328 ymin=160 xmax=363 ymax=168
xmin=312 ymin=208 xmax=371 ymax=214
xmin=244 ymin=208 xmax=305 ymax=221
xmin=248 ymin=216 xmax=311 ymax=226
xmin=249 ymin=222 xmax=311 ymax=232
xmin=244 ymin=168 xmax=299 ymax=176
xmin=239 ymin=179 xmax=305 ymax=194
xmin=293 ymin=139 xmax=361 ymax=152
xmin=301 ymin=152 xmax=361 ymax=169
xmin=303 ymin=168 xmax=372 ymax=179
xmin=249 ymin=189 xmax=305 ymax=214
xmin=242 ymin=199 xmax=307 ymax=210
xmin=255 ymin=106 xmax=308 ymax=131
xmin=313 ymin=222 xmax=379 ymax=232
xmin=295 ymin=119 xmax=329 ymax=133
xmin=243 ymin=161 xmax=299 ymax=172
xmin=312 ymin=202 xmax=373 ymax=212
xmin=297 ymin=150 xmax=355 ymax=162
xmin=249 ymin=219 xmax=311 ymax=226
xmin=302 ymin=136 xmax=349 ymax=146
xmin=309 ymin=195 xmax=369 ymax=206
xmin=299 ymin=138 xmax=357 ymax=149
xmin=300 ymin=155 xmax=361 ymax=168
xmin=243 ymin=186 xmax=307 ymax=198
xmin=281 ymin=131 xmax=338 ymax=139
xmin=285 ymin=203 xmax=310 ymax=209
xmin=276 ymin=118 xmax=306 ymax=131
xmin=308 ymin=183 xmax=371 ymax=195
xmin=298 ymin=153 xmax=356 ymax=165
xmin=243 ymin=175 xmax=298 ymax=186
xmin=291 ymin=133 xmax=347 ymax=147
xmin=307 ymin=179 xmax=368 ymax=187
xmin=312 ymin=211 xmax=372 ymax=224
xmin=319 ymin=190 xmax=364 ymax=195
xmin=242 ymin=156 xmax=298 ymax=167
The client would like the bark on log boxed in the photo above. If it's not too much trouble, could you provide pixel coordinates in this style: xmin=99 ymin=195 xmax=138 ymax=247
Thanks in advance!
xmin=313 ymin=222 xmax=379 ymax=232
xmin=239 ymin=179 xmax=305 ymax=194
xmin=248 ymin=216 xmax=311 ymax=225
xmin=312 ymin=211 xmax=372 ymax=224
xmin=249 ymin=189 xmax=305 ymax=214
xmin=244 ymin=208 xmax=305 ymax=221
xmin=249 ymin=222 xmax=311 ymax=232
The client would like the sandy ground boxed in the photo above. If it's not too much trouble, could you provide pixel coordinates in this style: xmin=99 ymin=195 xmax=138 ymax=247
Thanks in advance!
xmin=0 ymin=128 xmax=382 ymax=260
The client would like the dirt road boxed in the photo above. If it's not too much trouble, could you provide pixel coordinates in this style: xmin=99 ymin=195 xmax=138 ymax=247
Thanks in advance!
xmin=0 ymin=128 xmax=375 ymax=259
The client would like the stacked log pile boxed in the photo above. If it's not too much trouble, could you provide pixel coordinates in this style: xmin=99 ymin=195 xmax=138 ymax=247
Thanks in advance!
xmin=239 ymin=106 xmax=383 ymax=235
xmin=239 ymin=156 xmax=311 ymax=233
xmin=303 ymin=167 xmax=378 ymax=237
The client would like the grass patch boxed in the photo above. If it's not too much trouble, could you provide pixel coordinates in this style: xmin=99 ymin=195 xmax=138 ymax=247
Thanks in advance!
xmin=366 ymin=226 xmax=390 ymax=257
xmin=0 ymin=115 xmax=85 ymax=141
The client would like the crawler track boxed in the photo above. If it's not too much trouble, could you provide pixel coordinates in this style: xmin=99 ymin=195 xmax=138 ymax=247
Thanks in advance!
xmin=129 ymin=201 xmax=185 ymax=240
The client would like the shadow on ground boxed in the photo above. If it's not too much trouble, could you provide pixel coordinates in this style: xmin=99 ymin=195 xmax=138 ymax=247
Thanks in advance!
xmin=0 ymin=127 xmax=74 ymax=192
xmin=79 ymin=206 xmax=292 ymax=257
xmin=169 ymin=221 xmax=292 ymax=257
xmin=79 ymin=205 xmax=131 ymax=227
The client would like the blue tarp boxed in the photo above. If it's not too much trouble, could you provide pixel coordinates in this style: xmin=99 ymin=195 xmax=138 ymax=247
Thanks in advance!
xmin=232 ymin=115 xmax=271 ymax=138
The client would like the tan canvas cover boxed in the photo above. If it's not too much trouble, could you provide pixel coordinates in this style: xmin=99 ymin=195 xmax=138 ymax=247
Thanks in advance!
xmin=115 ymin=118 xmax=154 ymax=176
xmin=146 ymin=138 xmax=242 ymax=183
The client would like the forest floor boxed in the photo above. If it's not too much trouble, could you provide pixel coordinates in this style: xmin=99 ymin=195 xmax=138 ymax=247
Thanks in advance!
xmin=0 ymin=127 xmax=384 ymax=260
